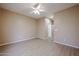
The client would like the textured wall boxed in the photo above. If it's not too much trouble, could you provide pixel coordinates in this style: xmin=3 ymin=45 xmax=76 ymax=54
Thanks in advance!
xmin=54 ymin=5 xmax=79 ymax=48
xmin=0 ymin=8 xmax=37 ymax=45
xmin=37 ymin=18 xmax=48 ymax=40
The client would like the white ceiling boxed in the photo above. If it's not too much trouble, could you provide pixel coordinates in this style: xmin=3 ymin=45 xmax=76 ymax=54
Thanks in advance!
xmin=0 ymin=3 xmax=77 ymax=19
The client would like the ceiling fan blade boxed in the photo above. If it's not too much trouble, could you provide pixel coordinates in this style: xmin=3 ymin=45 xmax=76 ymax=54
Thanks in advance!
xmin=31 ymin=7 xmax=35 ymax=10
xmin=36 ymin=4 xmax=41 ymax=9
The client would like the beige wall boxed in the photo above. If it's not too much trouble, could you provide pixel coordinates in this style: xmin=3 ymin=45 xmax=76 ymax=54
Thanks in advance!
xmin=37 ymin=18 xmax=48 ymax=40
xmin=54 ymin=5 xmax=79 ymax=48
xmin=0 ymin=8 xmax=1 ymax=43
xmin=37 ymin=18 xmax=54 ymax=40
xmin=0 ymin=8 xmax=37 ymax=45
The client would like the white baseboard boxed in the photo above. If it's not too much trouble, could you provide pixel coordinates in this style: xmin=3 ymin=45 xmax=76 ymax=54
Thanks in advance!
xmin=0 ymin=37 xmax=36 ymax=46
xmin=54 ymin=41 xmax=79 ymax=49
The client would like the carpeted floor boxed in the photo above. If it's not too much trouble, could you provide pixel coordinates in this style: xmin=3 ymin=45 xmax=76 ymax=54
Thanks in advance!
xmin=0 ymin=38 xmax=79 ymax=56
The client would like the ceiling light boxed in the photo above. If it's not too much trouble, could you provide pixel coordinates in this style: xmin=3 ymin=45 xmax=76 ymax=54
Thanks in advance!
xmin=33 ymin=10 xmax=40 ymax=15
xmin=31 ymin=3 xmax=44 ymax=15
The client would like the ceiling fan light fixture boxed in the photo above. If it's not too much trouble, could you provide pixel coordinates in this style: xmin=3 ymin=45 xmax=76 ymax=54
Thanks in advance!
xmin=31 ymin=3 xmax=44 ymax=15
xmin=33 ymin=10 xmax=40 ymax=15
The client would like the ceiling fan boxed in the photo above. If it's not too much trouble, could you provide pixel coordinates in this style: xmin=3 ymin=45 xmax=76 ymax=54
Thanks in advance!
xmin=31 ymin=3 xmax=44 ymax=15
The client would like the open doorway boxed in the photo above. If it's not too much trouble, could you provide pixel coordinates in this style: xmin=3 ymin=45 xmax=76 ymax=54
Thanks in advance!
xmin=45 ymin=18 xmax=54 ymax=41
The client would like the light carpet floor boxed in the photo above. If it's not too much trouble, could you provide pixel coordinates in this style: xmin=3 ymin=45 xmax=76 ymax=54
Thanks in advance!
xmin=0 ymin=38 xmax=79 ymax=56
